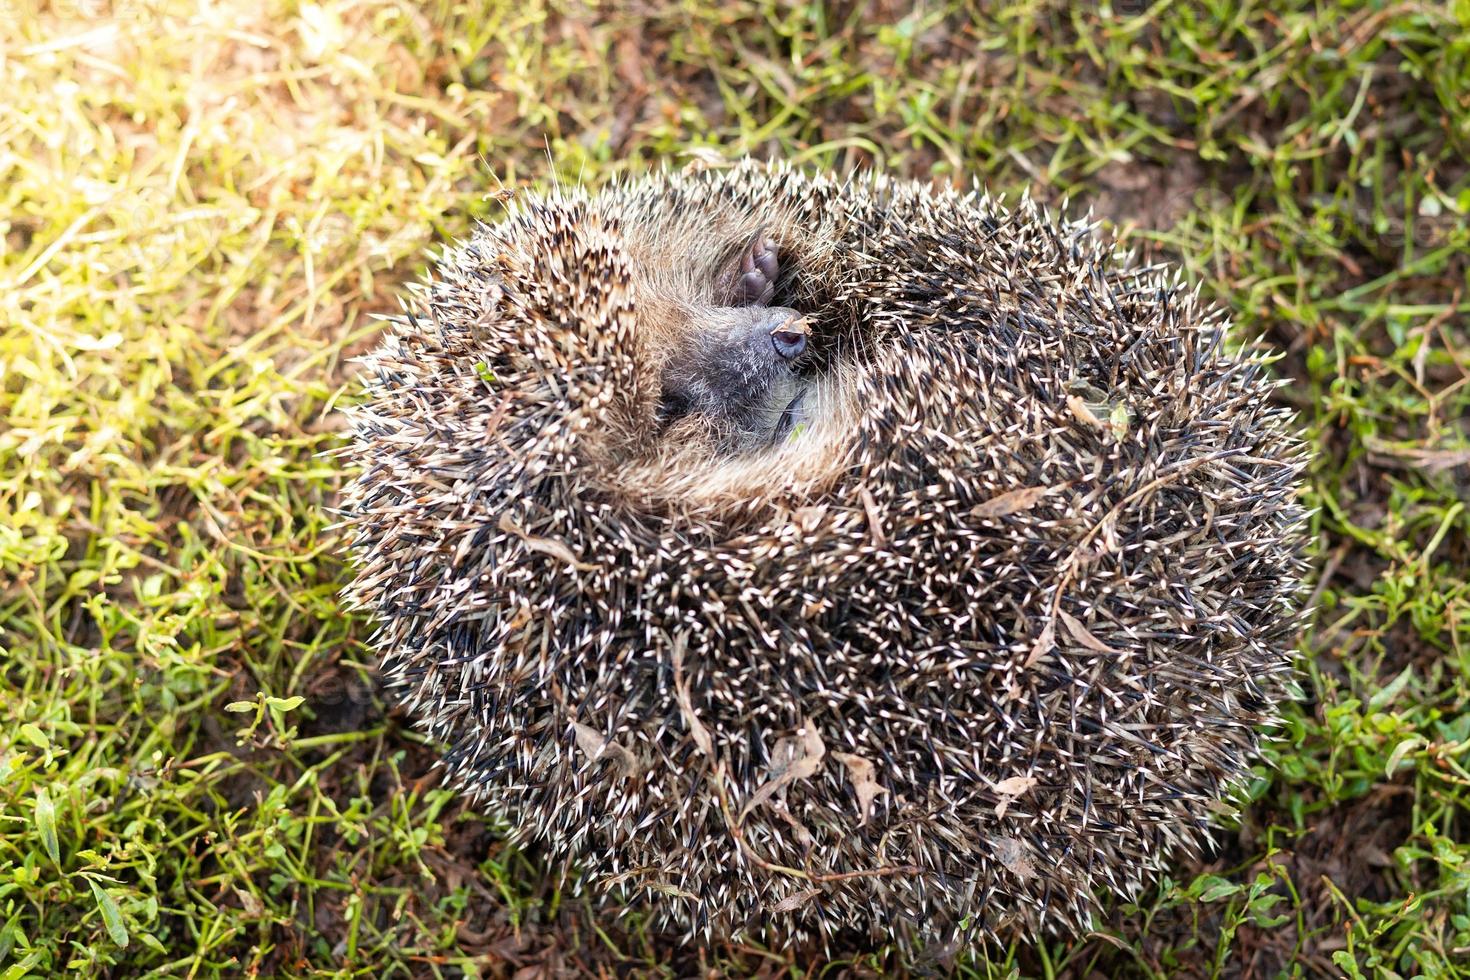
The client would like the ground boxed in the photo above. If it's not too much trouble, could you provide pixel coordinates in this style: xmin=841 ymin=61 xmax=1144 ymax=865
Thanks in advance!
xmin=1 ymin=0 xmax=1468 ymax=977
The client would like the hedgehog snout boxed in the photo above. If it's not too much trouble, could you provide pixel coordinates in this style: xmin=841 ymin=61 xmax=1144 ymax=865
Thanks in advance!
xmin=652 ymin=304 xmax=814 ymax=452
xmin=743 ymin=308 xmax=807 ymax=363
xmin=768 ymin=312 xmax=809 ymax=362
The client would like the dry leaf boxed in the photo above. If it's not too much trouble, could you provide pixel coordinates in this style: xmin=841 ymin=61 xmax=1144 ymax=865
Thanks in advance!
xmin=1058 ymin=609 xmax=1120 ymax=654
xmin=681 ymin=146 xmax=733 ymax=170
xmin=233 ymin=886 xmax=265 ymax=918
xmin=739 ymin=720 xmax=825 ymax=822
xmin=1086 ymin=930 xmax=1133 ymax=950
xmin=1108 ymin=400 xmax=1130 ymax=439
xmin=770 ymin=889 xmax=820 ymax=913
xmin=992 ymin=774 xmax=1037 ymax=818
xmin=993 ymin=775 xmax=1038 ymax=796
xmin=504 ymin=603 xmax=532 ymax=631
xmin=833 ymin=752 xmax=889 ymax=825
xmin=647 ymin=880 xmax=699 ymax=901
xmin=991 ymin=835 xmax=1035 ymax=881
xmin=1066 ymin=395 xmax=1104 ymax=429
xmin=1022 ymin=618 xmax=1055 ymax=669
xmin=572 ymin=722 xmax=606 ymax=759
xmin=671 ymin=635 xmax=714 ymax=759
xmin=770 ymin=800 xmax=815 ymax=849
xmin=498 ymin=513 xmax=597 ymax=571
xmin=858 ymin=485 xmax=887 ymax=547
xmin=972 ymin=485 xmax=1053 ymax=519
xmin=800 ymin=597 xmax=829 ymax=619
xmin=1363 ymin=436 xmax=1470 ymax=472
xmin=571 ymin=722 xmax=640 ymax=778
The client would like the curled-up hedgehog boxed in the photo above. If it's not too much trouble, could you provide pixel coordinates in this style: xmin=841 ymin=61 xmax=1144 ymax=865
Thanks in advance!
xmin=339 ymin=161 xmax=1308 ymax=949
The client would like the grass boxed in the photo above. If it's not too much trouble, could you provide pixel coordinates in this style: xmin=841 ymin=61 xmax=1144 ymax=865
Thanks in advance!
xmin=1 ymin=0 xmax=1468 ymax=975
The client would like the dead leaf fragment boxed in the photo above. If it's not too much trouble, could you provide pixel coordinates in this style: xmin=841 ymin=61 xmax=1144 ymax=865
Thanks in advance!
xmin=671 ymin=635 xmax=714 ymax=759
xmin=645 ymin=879 xmax=699 ymax=901
xmin=1058 ymin=609 xmax=1120 ymax=654
xmin=993 ymin=775 xmax=1038 ymax=796
xmin=498 ymin=513 xmax=597 ymax=571
xmin=1066 ymin=395 xmax=1104 ymax=429
xmin=681 ymin=146 xmax=733 ymax=170
xmin=1022 ymin=618 xmax=1055 ymax=669
xmin=504 ymin=603 xmax=532 ymax=631
xmin=858 ymin=485 xmax=887 ymax=547
xmin=770 ymin=889 xmax=820 ymax=913
xmin=572 ymin=722 xmax=609 ymax=759
xmin=739 ymin=720 xmax=825 ymax=823
xmin=991 ymin=835 xmax=1035 ymax=881
xmin=832 ymin=752 xmax=889 ymax=825
xmin=1363 ymin=436 xmax=1470 ymax=472
xmin=972 ymin=485 xmax=1053 ymax=519
xmin=1086 ymin=930 xmax=1133 ymax=951
xmin=571 ymin=722 xmax=640 ymax=778
xmin=1108 ymin=400 xmax=1130 ymax=439
xmin=233 ymin=886 xmax=265 ymax=918
xmin=770 ymin=800 xmax=815 ymax=849
xmin=992 ymin=774 xmax=1038 ymax=818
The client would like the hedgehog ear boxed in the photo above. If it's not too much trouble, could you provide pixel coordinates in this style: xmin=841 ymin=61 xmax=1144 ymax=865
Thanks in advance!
xmin=715 ymin=230 xmax=779 ymax=306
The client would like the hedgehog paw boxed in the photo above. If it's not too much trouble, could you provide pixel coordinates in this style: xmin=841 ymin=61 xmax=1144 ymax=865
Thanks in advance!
xmin=733 ymin=232 xmax=779 ymax=306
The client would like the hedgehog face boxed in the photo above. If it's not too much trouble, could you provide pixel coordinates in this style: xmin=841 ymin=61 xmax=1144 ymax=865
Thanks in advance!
xmin=649 ymin=229 xmax=815 ymax=454
xmin=655 ymin=304 xmax=812 ymax=451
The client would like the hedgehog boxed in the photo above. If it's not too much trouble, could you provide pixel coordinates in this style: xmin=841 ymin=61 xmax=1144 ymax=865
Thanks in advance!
xmin=338 ymin=160 xmax=1308 ymax=950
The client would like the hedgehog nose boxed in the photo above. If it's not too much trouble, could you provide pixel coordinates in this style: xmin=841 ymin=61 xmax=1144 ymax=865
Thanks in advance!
xmin=770 ymin=316 xmax=808 ymax=361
